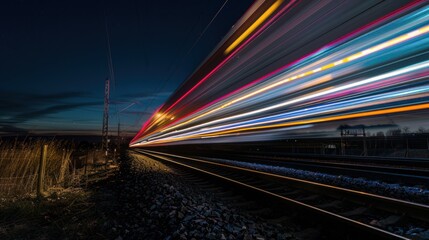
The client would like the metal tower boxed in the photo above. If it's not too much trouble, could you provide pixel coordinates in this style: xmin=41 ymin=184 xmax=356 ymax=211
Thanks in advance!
xmin=102 ymin=78 xmax=110 ymax=155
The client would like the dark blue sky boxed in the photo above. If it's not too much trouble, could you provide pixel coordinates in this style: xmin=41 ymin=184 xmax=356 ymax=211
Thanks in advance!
xmin=0 ymin=0 xmax=253 ymax=136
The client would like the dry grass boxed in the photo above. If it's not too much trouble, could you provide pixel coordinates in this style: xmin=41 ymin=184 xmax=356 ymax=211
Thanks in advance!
xmin=0 ymin=138 xmax=74 ymax=196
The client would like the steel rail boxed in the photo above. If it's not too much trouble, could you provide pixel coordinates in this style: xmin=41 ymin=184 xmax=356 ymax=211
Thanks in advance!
xmin=135 ymin=149 xmax=429 ymax=240
xmin=192 ymin=152 xmax=429 ymax=184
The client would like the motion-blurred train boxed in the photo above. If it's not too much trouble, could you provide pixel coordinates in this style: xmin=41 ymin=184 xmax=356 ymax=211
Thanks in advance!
xmin=131 ymin=0 xmax=429 ymax=148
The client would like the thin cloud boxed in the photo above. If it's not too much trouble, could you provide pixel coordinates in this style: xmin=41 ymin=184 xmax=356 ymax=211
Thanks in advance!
xmin=10 ymin=102 xmax=102 ymax=124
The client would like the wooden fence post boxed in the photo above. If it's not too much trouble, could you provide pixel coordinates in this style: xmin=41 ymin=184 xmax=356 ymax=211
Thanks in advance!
xmin=37 ymin=144 xmax=48 ymax=198
xmin=84 ymin=150 xmax=89 ymax=177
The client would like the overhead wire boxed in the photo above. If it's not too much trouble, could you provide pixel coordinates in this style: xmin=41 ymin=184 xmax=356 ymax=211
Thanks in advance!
xmin=133 ymin=0 xmax=231 ymax=129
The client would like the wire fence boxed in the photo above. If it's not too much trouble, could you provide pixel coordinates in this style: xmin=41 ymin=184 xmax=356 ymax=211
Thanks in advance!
xmin=0 ymin=150 xmax=111 ymax=197
xmin=0 ymin=174 xmax=39 ymax=196
xmin=0 ymin=139 xmax=75 ymax=197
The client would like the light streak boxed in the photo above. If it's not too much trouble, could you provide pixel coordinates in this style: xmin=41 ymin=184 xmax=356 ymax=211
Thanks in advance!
xmin=131 ymin=2 xmax=429 ymax=147
xmin=138 ymin=102 xmax=429 ymax=146
xmin=204 ymin=103 xmax=429 ymax=137
xmin=162 ymin=24 xmax=429 ymax=133
xmin=139 ymin=83 xmax=429 ymax=145
xmin=224 ymin=0 xmax=283 ymax=54
xmin=161 ymin=0 xmax=294 ymax=115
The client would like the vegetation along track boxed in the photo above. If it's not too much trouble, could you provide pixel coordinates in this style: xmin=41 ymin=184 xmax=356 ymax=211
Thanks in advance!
xmin=135 ymin=149 xmax=429 ymax=240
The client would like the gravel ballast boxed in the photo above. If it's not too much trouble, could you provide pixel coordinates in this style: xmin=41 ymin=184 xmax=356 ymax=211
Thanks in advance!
xmin=202 ymin=157 xmax=429 ymax=204
xmin=110 ymin=152 xmax=304 ymax=240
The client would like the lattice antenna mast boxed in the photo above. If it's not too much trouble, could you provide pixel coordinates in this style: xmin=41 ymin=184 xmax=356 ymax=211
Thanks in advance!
xmin=117 ymin=121 xmax=121 ymax=147
xmin=102 ymin=78 xmax=110 ymax=155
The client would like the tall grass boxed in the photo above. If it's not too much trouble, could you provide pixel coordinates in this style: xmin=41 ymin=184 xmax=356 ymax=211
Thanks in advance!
xmin=0 ymin=138 xmax=74 ymax=196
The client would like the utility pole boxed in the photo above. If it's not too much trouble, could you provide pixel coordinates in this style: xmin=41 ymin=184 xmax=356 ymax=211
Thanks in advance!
xmin=102 ymin=78 xmax=110 ymax=163
xmin=117 ymin=122 xmax=121 ymax=148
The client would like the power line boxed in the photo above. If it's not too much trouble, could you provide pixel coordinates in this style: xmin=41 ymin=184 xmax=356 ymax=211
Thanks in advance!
xmin=184 ymin=0 xmax=230 ymax=59
xmin=133 ymin=0 xmax=230 ymax=128
xmin=103 ymin=2 xmax=115 ymax=91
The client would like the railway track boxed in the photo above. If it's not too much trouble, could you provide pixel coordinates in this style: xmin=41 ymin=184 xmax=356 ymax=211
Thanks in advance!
xmin=167 ymin=151 xmax=429 ymax=185
xmin=135 ymin=149 xmax=429 ymax=240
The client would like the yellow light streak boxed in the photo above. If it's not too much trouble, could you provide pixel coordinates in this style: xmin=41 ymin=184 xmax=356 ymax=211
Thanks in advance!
xmin=224 ymin=0 xmax=283 ymax=54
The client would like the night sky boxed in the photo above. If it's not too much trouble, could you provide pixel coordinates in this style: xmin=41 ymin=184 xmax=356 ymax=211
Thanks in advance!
xmin=0 ymin=0 xmax=253 ymax=136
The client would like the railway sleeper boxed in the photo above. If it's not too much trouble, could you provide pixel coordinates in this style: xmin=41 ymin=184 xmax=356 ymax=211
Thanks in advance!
xmin=295 ymin=194 xmax=320 ymax=202
xmin=341 ymin=206 xmax=368 ymax=216
xmin=316 ymin=200 xmax=343 ymax=209
xmin=370 ymin=215 xmax=403 ymax=228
